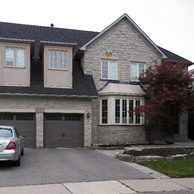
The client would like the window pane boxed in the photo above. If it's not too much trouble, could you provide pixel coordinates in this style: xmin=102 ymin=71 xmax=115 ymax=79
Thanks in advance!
xmin=136 ymin=100 xmax=140 ymax=124
xmin=16 ymin=49 xmax=24 ymax=67
xmin=49 ymin=51 xmax=57 ymax=68
xmin=102 ymin=60 xmax=108 ymax=79
xmin=129 ymin=100 xmax=134 ymax=123
xmin=115 ymin=99 xmax=120 ymax=123
xmin=122 ymin=100 xmax=127 ymax=123
xmin=102 ymin=100 xmax=108 ymax=123
xmin=6 ymin=48 xmax=14 ymax=66
xmin=131 ymin=64 xmax=137 ymax=81
xmin=110 ymin=61 xmax=117 ymax=79
xmin=60 ymin=51 xmax=67 ymax=69
xmin=139 ymin=64 xmax=144 ymax=78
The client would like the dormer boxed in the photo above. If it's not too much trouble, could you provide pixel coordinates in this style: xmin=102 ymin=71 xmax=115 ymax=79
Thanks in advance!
xmin=0 ymin=38 xmax=34 ymax=87
xmin=40 ymin=41 xmax=76 ymax=89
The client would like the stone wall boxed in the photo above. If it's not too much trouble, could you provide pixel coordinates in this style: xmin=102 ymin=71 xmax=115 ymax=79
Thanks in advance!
xmin=82 ymin=18 xmax=161 ymax=145
xmin=97 ymin=125 xmax=145 ymax=145
xmin=0 ymin=95 xmax=92 ymax=148
xmin=83 ymin=18 xmax=161 ymax=91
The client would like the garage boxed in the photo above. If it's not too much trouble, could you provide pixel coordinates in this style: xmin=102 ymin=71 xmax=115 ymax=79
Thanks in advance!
xmin=44 ymin=113 xmax=84 ymax=148
xmin=0 ymin=113 xmax=36 ymax=148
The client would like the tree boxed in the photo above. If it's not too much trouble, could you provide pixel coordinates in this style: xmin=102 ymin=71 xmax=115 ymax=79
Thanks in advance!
xmin=135 ymin=59 xmax=194 ymax=138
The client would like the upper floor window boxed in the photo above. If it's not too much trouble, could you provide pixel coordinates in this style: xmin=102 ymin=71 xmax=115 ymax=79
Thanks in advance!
xmin=5 ymin=48 xmax=25 ymax=68
xmin=101 ymin=60 xmax=117 ymax=80
xmin=49 ymin=50 xmax=67 ymax=70
xmin=131 ymin=63 xmax=145 ymax=81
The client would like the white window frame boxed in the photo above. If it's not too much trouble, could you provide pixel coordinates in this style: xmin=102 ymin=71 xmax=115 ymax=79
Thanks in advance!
xmin=5 ymin=47 xmax=25 ymax=68
xmin=101 ymin=60 xmax=118 ymax=80
xmin=131 ymin=63 xmax=145 ymax=81
xmin=49 ymin=49 xmax=67 ymax=70
xmin=100 ymin=96 xmax=144 ymax=125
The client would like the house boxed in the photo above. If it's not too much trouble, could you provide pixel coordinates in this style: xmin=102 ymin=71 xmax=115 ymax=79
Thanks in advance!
xmin=0 ymin=14 xmax=192 ymax=148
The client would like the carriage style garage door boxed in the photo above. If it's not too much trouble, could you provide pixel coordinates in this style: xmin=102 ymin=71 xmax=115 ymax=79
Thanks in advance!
xmin=44 ymin=114 xmax=84 ymax=148
xmin=0 ymin=113 xmax=36 ymax=148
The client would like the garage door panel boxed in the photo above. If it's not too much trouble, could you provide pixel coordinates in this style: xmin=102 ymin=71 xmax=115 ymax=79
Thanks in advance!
xmin=0 ymin=113 xmax=36 ymax=148
xmin=44 ymin=114 xmax=84 ymax=148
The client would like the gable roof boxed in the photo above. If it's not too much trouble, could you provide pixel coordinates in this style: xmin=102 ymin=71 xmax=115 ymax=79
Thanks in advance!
xmin=158 ymin=46 xmax=193 ymax=64
xmin=0 ymin=16 xmax=192 ymax=97
xmin=80 ymin=13 xmax=167 ymax=59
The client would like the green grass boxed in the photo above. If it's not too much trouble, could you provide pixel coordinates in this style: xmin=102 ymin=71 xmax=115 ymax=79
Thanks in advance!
xmin=140 ymin=156 xmax=194 ymax=178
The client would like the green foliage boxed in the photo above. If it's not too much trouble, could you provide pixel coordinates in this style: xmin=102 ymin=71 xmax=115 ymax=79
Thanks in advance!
xmin=140 ymin=156 xmax=194 ymax=178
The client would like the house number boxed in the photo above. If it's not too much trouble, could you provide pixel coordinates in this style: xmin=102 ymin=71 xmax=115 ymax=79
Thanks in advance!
xmin=36 ymin=108 xmax=44 ymax=113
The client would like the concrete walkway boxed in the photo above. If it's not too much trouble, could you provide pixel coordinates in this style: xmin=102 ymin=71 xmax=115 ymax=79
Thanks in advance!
xmin=0 ymin=178 xmax=193 ymax=194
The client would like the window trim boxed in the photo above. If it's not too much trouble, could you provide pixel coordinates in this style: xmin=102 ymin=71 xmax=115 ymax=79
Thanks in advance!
xmin=49 ymin=49 xmax=68 ymax=71
xmin=101 ymin=59 xmax=118 ymax=80
xmin=100 ymin=96 xmax=144 ymax=125
xmin=130 ymin=63 xmax=145 ymax=82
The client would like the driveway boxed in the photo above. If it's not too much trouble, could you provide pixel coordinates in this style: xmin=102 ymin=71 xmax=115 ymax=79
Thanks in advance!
xmin=0 ymin=148 xmax=152 ymax=187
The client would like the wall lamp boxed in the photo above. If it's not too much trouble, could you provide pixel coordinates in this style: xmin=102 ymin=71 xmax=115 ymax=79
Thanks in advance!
xmin=86 ymin=112 xmax=90 ymax=118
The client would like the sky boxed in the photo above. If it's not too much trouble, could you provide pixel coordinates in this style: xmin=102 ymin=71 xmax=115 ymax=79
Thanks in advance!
xmin=0 ymin=0 xmax=194 ymax=69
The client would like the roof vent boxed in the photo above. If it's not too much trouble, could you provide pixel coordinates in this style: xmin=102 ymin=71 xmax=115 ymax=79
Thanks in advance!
xmin=50 ymin=23 xmax=54 ymax=27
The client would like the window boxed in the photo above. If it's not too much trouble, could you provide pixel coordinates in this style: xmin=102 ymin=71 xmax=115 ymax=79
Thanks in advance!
xmin=131 ymin=63 xmax=145 ymax=81
xmin=5 ymin=48 xmax=25 ymax=67
xmin=101 ymin=60 xmax=117 ymax=80
xmin=102 ymin=99 xmax=108 ymax=124
xmin=101 ymin=97 xmax=144 ymax=125
xmin=49 ymin=50 xmax=67 ymax=70
xmin=115 ymin=99 xmax=120 ymax=123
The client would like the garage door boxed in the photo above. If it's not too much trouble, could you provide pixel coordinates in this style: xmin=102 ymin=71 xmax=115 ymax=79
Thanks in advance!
xmin=0 ymin=113 xmax=36 ymax=148
xmin=44 ymin=114 xmax=84 ymax=148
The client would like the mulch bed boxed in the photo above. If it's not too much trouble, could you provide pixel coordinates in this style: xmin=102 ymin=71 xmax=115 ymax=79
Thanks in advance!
xmin=123 ymin=148 xmax=194 ymax=157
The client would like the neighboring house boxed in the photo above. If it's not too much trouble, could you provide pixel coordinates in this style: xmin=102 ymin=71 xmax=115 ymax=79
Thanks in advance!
xmin=0 ymin=14 xmax=192 ymax=148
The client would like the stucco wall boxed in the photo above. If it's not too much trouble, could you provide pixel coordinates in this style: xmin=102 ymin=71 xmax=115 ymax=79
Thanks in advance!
xmin=0 ymin=95 xmax=92 ymax=148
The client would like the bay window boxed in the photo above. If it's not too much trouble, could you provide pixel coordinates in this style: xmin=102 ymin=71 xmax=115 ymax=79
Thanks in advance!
xmin=100 ymin=97 xmax=144 ymax=125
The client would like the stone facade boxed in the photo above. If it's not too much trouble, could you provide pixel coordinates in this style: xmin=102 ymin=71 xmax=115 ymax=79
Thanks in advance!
xmin=97 ymin=126 xmax=145 ymax=145
xmin=82 ymin=18 xmax=161 ymax=145
xmin=0 ymin=95 xmax=92 ymax=148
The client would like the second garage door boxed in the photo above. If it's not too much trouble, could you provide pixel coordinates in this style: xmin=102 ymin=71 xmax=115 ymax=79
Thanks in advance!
xmin=44 ymin=114 xmax=84 ymax=148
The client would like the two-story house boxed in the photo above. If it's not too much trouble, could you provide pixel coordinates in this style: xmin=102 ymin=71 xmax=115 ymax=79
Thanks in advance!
xmin=0 ymin=14 xmax=192 ymax=148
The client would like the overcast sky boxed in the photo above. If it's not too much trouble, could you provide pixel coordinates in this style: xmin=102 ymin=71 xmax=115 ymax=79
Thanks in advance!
xmin=1 ymin=0 xmax=193 ymax=69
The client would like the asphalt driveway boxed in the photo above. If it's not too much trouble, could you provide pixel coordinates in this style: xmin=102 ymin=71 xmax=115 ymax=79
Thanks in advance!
xmin=0 ymin=148 xmax=152 ymax=187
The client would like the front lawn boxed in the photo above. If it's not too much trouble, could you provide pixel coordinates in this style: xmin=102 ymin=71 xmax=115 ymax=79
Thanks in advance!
xmin=140 ymin=156 xmax=194 ymax=178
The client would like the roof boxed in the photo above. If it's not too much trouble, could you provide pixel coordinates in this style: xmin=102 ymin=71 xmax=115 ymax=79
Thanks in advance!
xmin=0 ymin=60 xmax=98 ymax=98
xmin=0 ymin=21 xmax=98 ymax=98
xmin=158 ymin=46 xmax=193 ymax=64
xmin=80 ymin=13 xmax=167 ymax=59
xmin=0 ymin=17 xmax=192 ymax=97
xmin=98 ymin=82 xmax=146 ymax=96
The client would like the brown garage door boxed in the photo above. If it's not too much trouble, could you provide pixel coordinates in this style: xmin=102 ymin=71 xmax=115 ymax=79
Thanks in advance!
xmin=0 ymin=113 xmax=36 ymax=148
xmin=44 ymin=114 xmax=84 ymax=148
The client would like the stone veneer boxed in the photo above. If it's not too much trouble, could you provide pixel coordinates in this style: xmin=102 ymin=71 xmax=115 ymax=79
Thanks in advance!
xmin=82 ymin=18 xmax=161 ymax=145
xmin=0 ymin=95 xmax=92 ymax=148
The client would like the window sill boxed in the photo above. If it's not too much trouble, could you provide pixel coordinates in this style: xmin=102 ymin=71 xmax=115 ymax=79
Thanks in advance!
xmin=100 ymin=78 xmax=118 ymax=81
xmin=4 ymin=66 xmax=26 ymax=69
xmin=48 ymin=68 xmax=68 ymax=71
xmin=98 ymin=124 xmax=144 ymax=126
